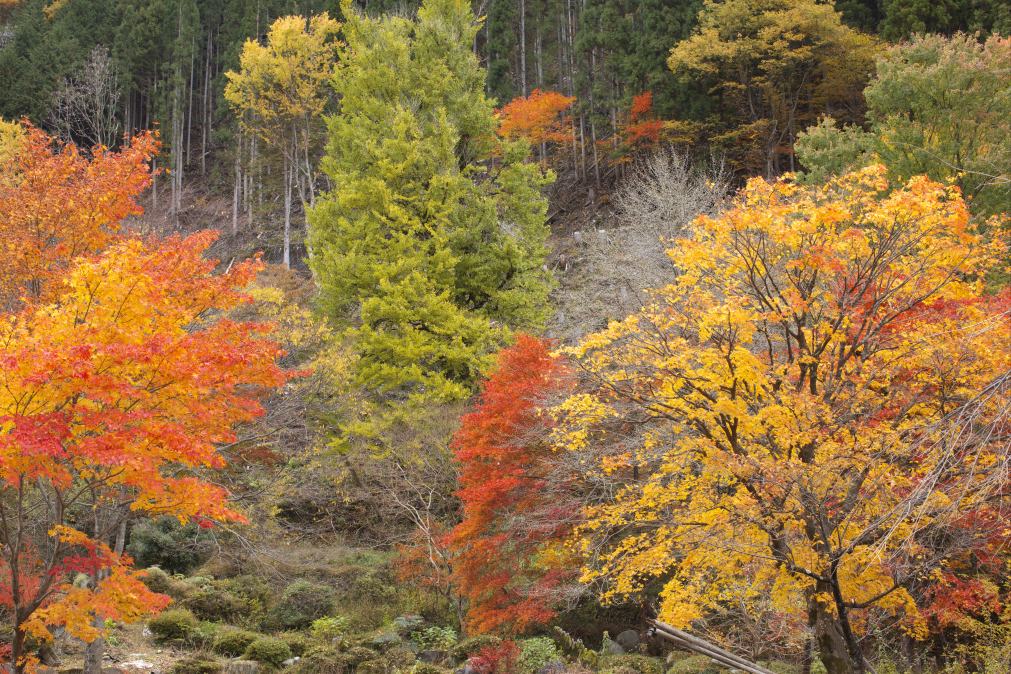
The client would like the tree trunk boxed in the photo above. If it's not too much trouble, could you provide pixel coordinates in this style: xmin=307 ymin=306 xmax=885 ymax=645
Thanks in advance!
xmin=810 ymin=582 xmax=862 ymax=674
xmin=283 ymin=157 xmax=292 ymax=269
xmin=519 ymin=0 xmax=527 ymax=95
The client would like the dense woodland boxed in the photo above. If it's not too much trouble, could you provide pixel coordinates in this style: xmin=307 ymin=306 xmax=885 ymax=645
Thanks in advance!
xmin=0 ymin=2 xmax=1009 ymax=674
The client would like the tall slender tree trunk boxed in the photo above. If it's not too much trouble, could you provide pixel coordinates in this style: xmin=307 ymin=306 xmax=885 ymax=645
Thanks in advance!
xmin=519 ymin=0 xmax=527 ymax=95
xmin=283 ymin=156 xmax=292 ymax=268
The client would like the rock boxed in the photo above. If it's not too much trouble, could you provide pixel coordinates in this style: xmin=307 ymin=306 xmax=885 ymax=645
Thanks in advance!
xmin=281 ymin=657 xmax=301 ymax=667
xmin=393 ymin=615 xmax=425 ymax=635
xmin=419 ymin=650 xmax=448 ymax=664
xmin=615 ymin=630 xmax=640 ymax=653
xmin=223 ymin=661 xmax=260 ymax=674
xmin=536 ymin=661 xmax=567 ymax=674
xmin=601 ymin=632 xmax=624 ymax=655
xmin=120 ymin=660 xmax=157 ymax=671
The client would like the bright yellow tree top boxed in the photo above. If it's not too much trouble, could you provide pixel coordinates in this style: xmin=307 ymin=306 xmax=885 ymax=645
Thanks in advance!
xmin=556 ymin=165 xmax=1009 ymax=670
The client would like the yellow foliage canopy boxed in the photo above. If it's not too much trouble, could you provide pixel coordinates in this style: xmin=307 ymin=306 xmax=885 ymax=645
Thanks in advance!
xmin=556 ymin=166 xmax=1009 ymax=664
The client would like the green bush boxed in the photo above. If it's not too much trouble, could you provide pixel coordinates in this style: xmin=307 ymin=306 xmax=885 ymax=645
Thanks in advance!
xmin=148 ymin=609 xmax=198 ymax=642
xmin=385 ymin=645 xmax=417 ymax=670
xmin=243 ymin=636 xmax=293 ymax=668
xmin=411 ymin=664 xmax=451 ymax=674
xmin=140 ymin=566 xmax=191 ymax=600
xmin=310 ymin=616 xmax=350 ymax=643
xmin=280 ymin=631 xmax=311 ymax=657
xmin=598 ymin=654 xmax=662 ymax=674
xmin=268 ymin=579 xmax=335 ymax=630
xmin=187 ymin=621 xmax=220 ymax=649
xmin=518 ymin=637 xmax=560 ymax=674
xmin=128 ymin=516 xmax=215 ymax=574
xmin=344 ymin=646 xmax=380 ymax=666
xmin=358 ymin=659 xmax=389 ymax=674
xmin=291 ymin=647 xmax=354 ymax=674
xmin=184 ymin=583 xmax=245 ymax=621
xmin=212 ymin=628 xmax=260 ymax=657
xmin=450 ymin=635 xmax=502 ymax=661
xmin=666 ymin=655 xmax=722 ymax=674
xmin=411 ymin=626 xmax=457 ymax=651
xmin=169 ymin=655 xmax=222 ymax=674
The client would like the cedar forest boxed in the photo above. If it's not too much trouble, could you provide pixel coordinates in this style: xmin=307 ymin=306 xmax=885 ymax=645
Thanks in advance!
xmin=0 ymin=1 xmax=1009 ymax=674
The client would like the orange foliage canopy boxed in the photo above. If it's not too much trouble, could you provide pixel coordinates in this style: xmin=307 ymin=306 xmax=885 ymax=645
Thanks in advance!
xmin=1 ymin=232 xmax=289 ymax=671
xmin=450 ymin=335 xmax=578 ymax=634
xmin=0 ymin=125 xmax=157 ymax=308
xmin=0 ymin=127 xmax=288 ymax=673
xmin=497 ymin=88 xmax=575 ymax=147
xmin=611 ymin=90 xmax=665 ymax=163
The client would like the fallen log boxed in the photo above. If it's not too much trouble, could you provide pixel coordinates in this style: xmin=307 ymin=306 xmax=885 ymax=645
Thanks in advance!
xmin=647 ymin=619 xmax=777 ymax=674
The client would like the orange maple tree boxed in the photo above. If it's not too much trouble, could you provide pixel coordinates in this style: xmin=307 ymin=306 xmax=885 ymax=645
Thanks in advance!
xmin=0 ymin=232 xmax=288 ymax=672
xmin=449 ymin=335 xmax=578 ymax=634
xmin=0 ymin=124 xmax=157 ymax=309
xmin=497 ymin=88 xmax=575 ymax=159
xmin=609 ymin=90 xmax=666 ymax=164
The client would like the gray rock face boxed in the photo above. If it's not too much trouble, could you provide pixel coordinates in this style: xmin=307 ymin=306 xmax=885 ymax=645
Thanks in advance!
xmin=393 ymin=615 xmax=425 ymax=635
xmin=418 ymin=650 xmax=448 ymax=664
xmin=223 ymin=660 xmax=260 ymax=674
xmin=615 ymin=630 xmax=640 ymax=653
xmin=601 ymin=633 xmax=624 ymax=655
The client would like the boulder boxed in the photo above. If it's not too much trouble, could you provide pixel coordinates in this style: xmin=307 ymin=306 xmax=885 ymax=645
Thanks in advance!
xmin=615 ymin=630 xmax=640 ymax=653
xmin=223 ymin=661 xmax=260 ymax=674
xmin=418 ymin=650 xmax=448 ymax=664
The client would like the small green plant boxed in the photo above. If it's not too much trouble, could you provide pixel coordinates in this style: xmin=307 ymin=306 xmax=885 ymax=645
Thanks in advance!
xmin=311 ymin=615 xmax=350 ymax=642
xmin=411 ymin=626 xmax=457 ymax=651
xmin=518 ymin=637 xmax=559 ymax=674
xmin=148 ymin=608 xmax=198 ymax=642
xmin=212 ymin=628 xmax=260 ymax=657
xmin=243 ymin=636 xmax=293 ymax=668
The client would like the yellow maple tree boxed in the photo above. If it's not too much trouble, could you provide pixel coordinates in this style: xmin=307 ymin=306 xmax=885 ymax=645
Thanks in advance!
xmin=554 ymin=165 xmax=1010 ymax=674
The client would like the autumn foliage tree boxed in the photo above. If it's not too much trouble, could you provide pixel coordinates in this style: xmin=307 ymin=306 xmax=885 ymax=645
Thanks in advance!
xmin=0 ymin=232 xmax=288 ymax=673
xmin=555 ymin=166 xmax=1010 ymax=674
xmin=497 ymin=88 xmax=575 ymax=163
xmin=0 ymin=124 xmax=157 ymax=309
xmin=450 ymin=335 xmax=579 ymax=635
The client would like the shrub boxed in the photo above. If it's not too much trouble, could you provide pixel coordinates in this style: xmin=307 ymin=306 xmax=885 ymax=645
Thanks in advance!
xmin=358 ymin=659 xmax=389 ymax=674
xmin=128 ymin=516 xmax=215 ymax=574
xmin=310 ymin=616 xmax=350 ymax=643
xmin=184 ymin=584 xmax=245 ymax=621
xmin=170 ymin=655 xmax=222 ymax=674
xmin=411 ymin=626 xmax=457 ymax=651
xmin=280 ymin=631 xmax=311 ymax=657
xmin=411 ymin=665 xmax=452 ymax=674
xmin=212 ymin=628 xmax=260 ymax=657
xmin=268 ymin=579 xmax=334 ymax=630
xmin=148 ymin=609 xmax=198 ymax=642
xmin=518 ymin=638 xmax=559 ymax=674
xmin=243 ymin=636 xmax=293 ymax=668
xmin=187 ymin=621 xmax=220 ymax=649
xmin=450 ymin=635 xmax=502 ymax=661
xmin=470 ymin=640 xmax=520 ymax=674
xmin=291 ymin=647 xmax=354 ymax=674
xmin=344 ymin=646 xmax=380 ymax=665
xmin=141 ymin=566 xmax=191 ymax=600
xmin=386 ymin=645 xmax=417 ymax=669
xmin=598 ymin=655 xmax=662 ymax=674
xmin=666 ymin=655 xmax=722 ymax=674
